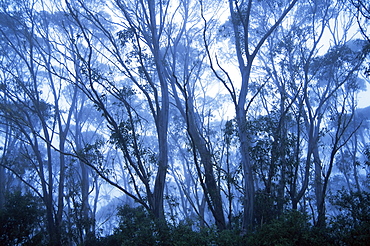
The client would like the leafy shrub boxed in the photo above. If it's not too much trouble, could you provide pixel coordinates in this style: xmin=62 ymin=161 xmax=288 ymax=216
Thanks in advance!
xmin=168 ymin=220 xmax=209 ymax=246
xmin=246 ymin=210 xmax=329 ymax=246
xmin=98 ymin=205 xmax=339 ymax=246
xmin=0 ymin=191 xmax=45 ymax=245
xmin=113 ymin=204 xmax=158 ymax=245
xmin=95 ymin=204 xmax=245 ymax=246
xmin=330 ymin=190 xmax=370 ymax=245
xmin=254 ymin=190 xmax=279 ymax=225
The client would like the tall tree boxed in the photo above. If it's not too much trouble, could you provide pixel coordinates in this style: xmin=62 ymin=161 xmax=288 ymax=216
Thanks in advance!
xmin=0 ymin=3 xmax=63 ymax=243
xmin=167 ymin=1 xmax=227 ymax=229
xmin=205 ymin=0 xmax=298 ymax=230
xmin=63 ymin=0 xmax=173 ymax=222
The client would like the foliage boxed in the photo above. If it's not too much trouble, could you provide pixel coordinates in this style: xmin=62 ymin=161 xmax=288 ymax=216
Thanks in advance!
xmin=247 ymin=210 xmax=330 ymax=246
xmin=329 ymin=190 xmax=370 ymax=245
xmin=0 ymin=191 xmax=45 ymax=245
xmin=92 ymin=204 xmax=245 ymax=246
xmin=114 ymin=205 xmax=159 ymax=245
xmin=254 ymin=190 xmax=279 ymax=225
xmin=92 ymin=207 xmax=347 ymax=246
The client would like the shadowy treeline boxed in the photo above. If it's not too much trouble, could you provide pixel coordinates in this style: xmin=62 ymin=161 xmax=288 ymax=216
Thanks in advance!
xmin=1 ymin=190 xmax=370 ymax=245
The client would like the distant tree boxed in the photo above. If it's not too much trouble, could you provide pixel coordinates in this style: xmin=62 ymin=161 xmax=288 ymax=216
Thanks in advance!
xmin=0 ymin=5 xmax=62 ymax=241
xmin=351 ymin=0 xmax=370 ymax=42
xmin=0 ymin=1 xmax=88 ymax=244
xmin=350 ymin=0 xmax=370 ymax=76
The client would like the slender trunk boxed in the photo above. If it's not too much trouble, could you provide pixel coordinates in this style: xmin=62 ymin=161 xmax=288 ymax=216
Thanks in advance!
xmin=75 ymin=95 xmax=92 ymax=239
xmin=276 ymin=135 xmax=287 ymax=216
xmin=31 ymin=135 xmax=58 ymax=245
xmin=201 ymin=145 xmax=226 ymax=230
xmin=277 ymin=165 xmax=286 ymax=215
xmin=352 ymin=135 xmax=361 ymax=192
xmin=199 ymin=195 xmax=206 ymax=228
xmin=92 ymin=176 xmax=99 ymax=235
xmin=290 ymin=95 xmax=315 ymax=211
xmin=0 ymin=123 xmax=12 ymax=210
xmin=0 ymin=165 xmax=5 ymax=209
xmin=236 ymin=109 xmax=255 ymax=231
xmin=148 ymin=0 xmax=169 ymax=221
xmin=276 ymin=93 xmax=288 ymax=216
xmin=45 ymin=200 xmax=58 ymax=246
xmin=153 ymin=71 xmax=169 ymax=221
xmin=234 ymin=59 xmax=255 ymax=231
xmin=276 ymin=122 xmax=287 ymax=216
xmin=317 ymin=126 xmax=343 ymax=228
xmin=0 ymin=124 xmax=9 ymax=210
xmin=56 ymin=135 xmax=65 ymax=244
xmin=155 ymin=125 xmax=168 ymax=214
xmin=313 ymin=146 xmax=324 ymax=226
xmin=226 ymin=142 xmax=233 ymax=229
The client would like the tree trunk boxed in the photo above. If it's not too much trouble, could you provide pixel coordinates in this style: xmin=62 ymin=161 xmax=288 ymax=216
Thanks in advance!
xmin=152 ymin=61 xmax=169 ymax=222
xmin=235 ymin=62 xmax=255 ymax=231
xmin=237 ymin=114 xmax=255 ymax=231
xmin=313 ymin=146 xmax=324 ymax=226
xmin=185 ymin=99 xmax=226 ymax=230
xmin=0 ymin=165 xmax=5 ymax=209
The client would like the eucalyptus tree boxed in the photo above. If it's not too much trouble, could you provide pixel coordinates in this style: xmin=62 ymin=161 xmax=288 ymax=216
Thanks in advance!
xmin=0 ymin=108 xmax=26 ymax=207
xmin=338 ymin=105 xmax=370 ymax=192
xmin=0 ymin=3 xmax=63 ymax=244
xmin=167 ymin=108 xmax=211 ymax=227
xmin=64 ymin=0 xmax=232 ymax=230
xmin=257 ymin=0 xmax=369 ymax=228
xmin=296 ymin=5 xmax=367 ymax=226
xmin=309 ymin=40 xmax=367 ymax=227
xmin=41 ymin=8 xmax=107 ymax=242
xmin=34 ymin=9 xmax=87 ymax=243
xmin=166 ymin=1 xmax=228 ymax=229
xmin=62 ymin=0 xmax=183 ymax=223
xmin=348 ymin=0 xmax=370 ymax=80
xmin=0 ymin=0 xmax=98 ymax=244
xmin=204 ymin=0 xmax=299 ymax=230
xmin=259 ymin=1 xmax=330 ymax=216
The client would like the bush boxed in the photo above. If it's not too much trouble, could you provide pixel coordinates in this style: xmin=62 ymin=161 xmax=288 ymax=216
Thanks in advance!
xmin=96 ymin=205 xmax=245 ymax=246
xmin=113 ymin=205 xmax=158 ymax=245
xmin=247 ymin=210 xmax=329 ymax=246
xmin=0 ymin=191 xmax=45 ymax=245
xmin=330 ymin=190 xmax=370 ymax=245
xmin=98 ymin=205 xmax=341 ymax=246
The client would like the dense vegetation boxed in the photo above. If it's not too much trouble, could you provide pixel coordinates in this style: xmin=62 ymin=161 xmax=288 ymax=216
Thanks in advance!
xmin=0 ymin=0 xmax=369 ymax=245
xmin=1 ymin=191 xmax=370 ymax=245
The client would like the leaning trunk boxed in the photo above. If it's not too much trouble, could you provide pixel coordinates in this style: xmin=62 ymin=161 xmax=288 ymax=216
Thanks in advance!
xmin=186 ymin=96 xmax=226 ymax=230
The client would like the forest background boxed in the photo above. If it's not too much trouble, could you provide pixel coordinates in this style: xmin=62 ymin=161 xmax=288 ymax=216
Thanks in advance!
xmin=0 ymin=0 xmax=370 ymax=245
